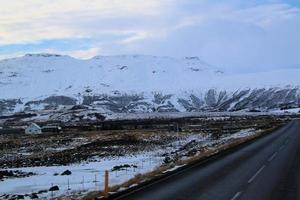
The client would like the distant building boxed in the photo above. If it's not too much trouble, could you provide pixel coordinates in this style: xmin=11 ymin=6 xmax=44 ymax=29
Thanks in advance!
xmin=42 ymin=125 xmax=62 ymax=133
xmin=25 ymin=123 xmax=42 ymax=134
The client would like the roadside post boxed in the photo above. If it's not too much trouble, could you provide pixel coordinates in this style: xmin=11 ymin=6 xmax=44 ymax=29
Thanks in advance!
xmin=104 ymin=170 xmax=109 ymax=199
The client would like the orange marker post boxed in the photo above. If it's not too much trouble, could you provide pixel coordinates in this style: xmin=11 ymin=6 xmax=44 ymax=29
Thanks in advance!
xmin=104 ymin=170 xmax=109 ymax=199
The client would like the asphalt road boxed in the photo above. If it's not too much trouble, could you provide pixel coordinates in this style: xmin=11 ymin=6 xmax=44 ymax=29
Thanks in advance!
xmin=115 ymin=120 xmax=300 ymax=200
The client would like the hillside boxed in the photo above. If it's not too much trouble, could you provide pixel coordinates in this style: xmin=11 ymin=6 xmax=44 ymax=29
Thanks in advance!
xmin=0 ymin=53 xmax=299 ymax=117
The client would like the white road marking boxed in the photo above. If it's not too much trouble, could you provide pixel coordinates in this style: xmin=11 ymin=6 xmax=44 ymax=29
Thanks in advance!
xmin=231 ymin=191 xmax=242 ymax=200
xmin=268 ymin=152 xmax=278 ymax=162
xmin=248 ymin=165 xmax=265 ymax=184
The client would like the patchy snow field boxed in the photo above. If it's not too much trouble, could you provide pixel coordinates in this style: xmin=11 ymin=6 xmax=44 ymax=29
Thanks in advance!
xmin=0 ymin=129 xmax=257 ymax=199
xmin=0 ymin=153 xmax=163 ymax=199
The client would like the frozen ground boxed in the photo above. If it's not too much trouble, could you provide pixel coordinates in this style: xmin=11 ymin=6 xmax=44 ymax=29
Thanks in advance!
xmin=0 ymin=153 xmax=163 ymax=199
xmin=0 ymin=129 xmax=258 ymax=199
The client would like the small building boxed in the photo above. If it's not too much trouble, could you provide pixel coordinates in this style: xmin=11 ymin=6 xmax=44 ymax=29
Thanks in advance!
xmin=42 ymin=125 xmax=62 ymax=133
xmin=25 ymin=123 xmax=42 ymax=134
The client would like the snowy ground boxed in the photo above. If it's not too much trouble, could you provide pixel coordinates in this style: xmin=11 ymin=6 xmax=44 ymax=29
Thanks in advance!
xmin=0 ymin=129 xmax=258 ymax=199
xmin=0 ymin=153 xmax=163 ymax=199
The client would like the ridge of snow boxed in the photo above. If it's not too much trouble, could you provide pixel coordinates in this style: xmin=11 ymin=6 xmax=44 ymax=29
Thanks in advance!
xmin=0 ymin=54 xmax=299 ymax=100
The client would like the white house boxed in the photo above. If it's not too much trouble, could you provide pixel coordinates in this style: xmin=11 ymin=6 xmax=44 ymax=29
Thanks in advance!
xmin=25 ymin=123 xmax=42 ymax=134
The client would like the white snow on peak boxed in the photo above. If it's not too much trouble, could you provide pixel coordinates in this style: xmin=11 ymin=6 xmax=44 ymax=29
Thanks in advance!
xmin=0 ymin=54 xmax=299 ymax=100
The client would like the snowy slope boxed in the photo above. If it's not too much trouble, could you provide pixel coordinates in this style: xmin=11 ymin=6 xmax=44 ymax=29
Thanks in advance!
xmin=0 ymin=54 xmax=224 ymax=99
xmin=0 ymin=53 xmax=299 ymax=115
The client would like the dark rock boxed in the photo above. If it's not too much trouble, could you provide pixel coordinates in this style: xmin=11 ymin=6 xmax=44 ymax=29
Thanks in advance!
xmin=119 ymin=66 xmax=128 ymax=70
xmin=111 ymin=164 xmax=131 ymax=171
xmin=17 ymin=195 xmax=24 ymax=199
xmin=163 ymin=156 xmax=172 ymax=164
xmin=49 ymin=185 xmax=59 ymax=191
xmin=61 ymin=170 xmax=72 ymax=176
xmin=0 ymin=170 xmax=14 ymax=178
xmin=70 ymin=105 xmax=88 ymax=110
xmin=27 ymin=172 xmax=34 ymax=176
xmin=94 ymin=113 xmax=106 ymax=121
xmin=249 ymin=109 xmax=261 ymax=112
xmin=29 ymin=193 xmax=39 ymax=199
xmin=0 ymin=170 xmax=35 ymax=180
xmin=187 ymin=149 xmax=197 ymax=156
xmin=37 ymin=190 xmax=47 ymax=194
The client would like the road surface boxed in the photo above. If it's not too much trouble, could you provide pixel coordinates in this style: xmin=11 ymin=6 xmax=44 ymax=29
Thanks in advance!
xmin=115 ymin=120 xmax=300 ymax=200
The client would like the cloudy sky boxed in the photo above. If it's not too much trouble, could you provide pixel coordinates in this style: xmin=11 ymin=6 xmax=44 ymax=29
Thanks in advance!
xmin=0 ymin=0 xmax=299 ymax=72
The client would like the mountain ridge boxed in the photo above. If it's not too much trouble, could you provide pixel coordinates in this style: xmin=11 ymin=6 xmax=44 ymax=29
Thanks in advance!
xmin=0 ymin=53 xmax=299 ymax=116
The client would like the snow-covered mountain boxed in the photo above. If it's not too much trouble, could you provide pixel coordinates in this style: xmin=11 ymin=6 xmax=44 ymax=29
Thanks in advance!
xmin=0 ymin=53 xmax=300 ymax=116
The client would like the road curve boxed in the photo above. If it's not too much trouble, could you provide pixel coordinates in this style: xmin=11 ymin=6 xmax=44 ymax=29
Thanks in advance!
xmin=114 ymin=120 xmax=300 ymax=200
